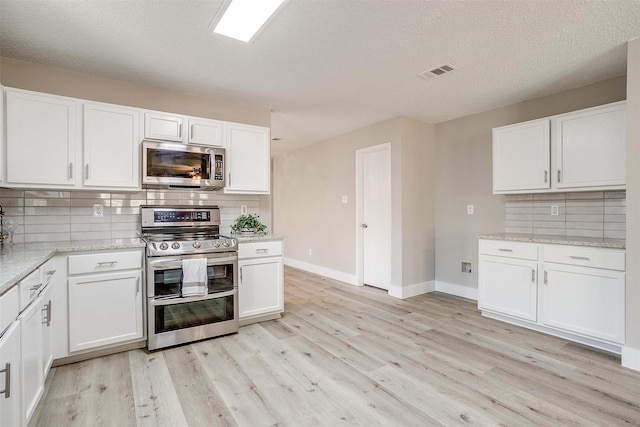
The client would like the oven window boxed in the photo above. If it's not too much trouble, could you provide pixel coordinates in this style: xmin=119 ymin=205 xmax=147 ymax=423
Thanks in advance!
xmin=153 ymin=264 xmax=235 ymax=298
xmin=154 ymin=295 xmax=235 ymax=334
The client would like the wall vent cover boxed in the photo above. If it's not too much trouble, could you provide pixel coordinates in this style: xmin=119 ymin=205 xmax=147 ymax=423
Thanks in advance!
xmin=419 ymin=63 xmax=458 ymax=80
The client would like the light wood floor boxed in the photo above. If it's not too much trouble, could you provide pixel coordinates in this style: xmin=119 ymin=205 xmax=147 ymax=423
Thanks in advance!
xmin=30 ymin=266 xmax=640 ymax=426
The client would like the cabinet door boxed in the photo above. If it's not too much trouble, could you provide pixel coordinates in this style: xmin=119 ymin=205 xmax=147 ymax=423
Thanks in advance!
xmin=225 ymin=123 xmax=270 ymax=193
xmin=492 ymin=119 xmax=550 ymax=193
xmin=6 ymin=90 xmax=77 ymax=187
xmin=40 ymin=284 xmax=53 ymax=379
xmin=68 ymin=270 xmax=143 ymax=352
xmin=554 ymin=102 xmax=626 ymax=189
xmin=144 ymin=112 xmax=184 ymax=142
xmin=542 ymin=263 xmax=625 ymax=343
xmin=0 ymin=322 xmax=21 ymax=427
xmin=18 ymin=297 xmax=44 ymax=426
xmin=0 ymin=85 xmax=4 ymax=185
xmin=188 ymin=118 xmax=224 ymax=147
xmin=238 ymin=257 xmax=283 ymax=319
xmin=478 ymin=255 xmax=538 ymax=321
xmin=83 ymin=103 xmax=140 ymax=189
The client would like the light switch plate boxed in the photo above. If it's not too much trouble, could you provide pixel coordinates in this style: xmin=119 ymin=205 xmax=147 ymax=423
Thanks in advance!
xmin=467 ymin=204 xmax=474 ymax=215
xmin=551 ymin=205 xmax=559 ymax=216
xmin=342 ymin=195 xmax=348 ymax=204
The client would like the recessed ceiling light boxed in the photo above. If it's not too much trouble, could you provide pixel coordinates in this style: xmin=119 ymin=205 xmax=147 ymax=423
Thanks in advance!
xmin=211 ymin=0 xmax=285 ymax=43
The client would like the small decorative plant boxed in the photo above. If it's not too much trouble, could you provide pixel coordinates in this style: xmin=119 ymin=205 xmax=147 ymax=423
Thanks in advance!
xmin=231 ymin=213 xmax=267 ymax=234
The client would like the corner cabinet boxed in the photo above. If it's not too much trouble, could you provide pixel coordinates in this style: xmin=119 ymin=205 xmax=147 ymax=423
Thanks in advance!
xmin=238 ymin=240 xmax=284 ymax=325
xmin=492 ymin=101 xmax=626 ymax=194
xmin=478 ymin=239 xmax=626 ymax=353
xmin=225 ymin=123 xmax=271 ymax=194
xmin=83 ymin=103 xmax=141 ymax=189
xmin=5 ymin=89 xmax=78 ymax=187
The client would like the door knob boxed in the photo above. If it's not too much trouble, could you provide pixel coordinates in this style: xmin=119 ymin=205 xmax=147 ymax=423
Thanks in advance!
xmin=362 ymin=224 xmax=368 ymax=228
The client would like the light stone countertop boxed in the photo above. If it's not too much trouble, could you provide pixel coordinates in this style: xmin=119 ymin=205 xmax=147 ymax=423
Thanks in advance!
xmin=0 ymin=238 xmax=146 ymax=296
xmin=232 ymin=234 xmax=285 ymax=243
xmin=478 ymin=233 xmax=626 ymax=250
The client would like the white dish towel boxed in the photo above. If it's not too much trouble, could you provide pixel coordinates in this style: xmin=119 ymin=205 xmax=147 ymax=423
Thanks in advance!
xmin=181 ymin=258 xmax=208 ymax=297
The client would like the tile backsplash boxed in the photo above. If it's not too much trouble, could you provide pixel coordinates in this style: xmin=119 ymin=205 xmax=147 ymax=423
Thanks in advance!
xmin=0 ymin=189 xmax=263 ymax=244
xmin=504 ymin=191 xmax=626 ymax=240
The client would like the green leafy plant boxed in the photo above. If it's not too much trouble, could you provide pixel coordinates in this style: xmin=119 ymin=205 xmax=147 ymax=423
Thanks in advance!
xmin=231 ymin=213 xmax=267 ymax=233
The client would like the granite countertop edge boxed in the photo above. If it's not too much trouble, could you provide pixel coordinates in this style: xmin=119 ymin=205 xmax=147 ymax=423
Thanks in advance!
xmin=478 ymin=233 xmax=626 ymax=250
xmin=233 ymin=234 xmax=285 ymax=243
xmin=0 ymin=239 xmax=146 ymax=296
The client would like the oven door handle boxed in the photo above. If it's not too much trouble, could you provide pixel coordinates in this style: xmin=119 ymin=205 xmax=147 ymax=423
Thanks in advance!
xmin=150 ymin=289 xmax=236 ymax=306
xmin=147 ymin=254 xmax=237 ymax=269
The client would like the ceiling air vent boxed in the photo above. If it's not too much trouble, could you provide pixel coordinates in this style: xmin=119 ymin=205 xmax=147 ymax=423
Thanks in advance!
xmin=419 ymin=63 xmax=458 ymax=80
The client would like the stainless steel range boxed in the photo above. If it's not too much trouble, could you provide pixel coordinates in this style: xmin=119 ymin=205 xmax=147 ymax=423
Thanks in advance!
xmin=141 ymin=205 xmax=238 ymax=350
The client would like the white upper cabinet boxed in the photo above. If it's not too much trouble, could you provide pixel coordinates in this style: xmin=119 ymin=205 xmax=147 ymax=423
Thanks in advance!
xmin=84 ymin=103 xmax=141 ymax=189
xmin=5 ymin=89 xmax=78 ymax=187
xmin=554 ymin=102 xmax=626 ymax=189
xmin=493 ymin=119 xmax=550 ymax=193
xmin=187 ymin=117 xmax=225 ymax=147
xmin=225 ymin=123 xmax=270 ymax=194
xmin=493 ymin=101 xmax=626 ymax=194
xmin=144 ymin=111 xmax=184 ymax=142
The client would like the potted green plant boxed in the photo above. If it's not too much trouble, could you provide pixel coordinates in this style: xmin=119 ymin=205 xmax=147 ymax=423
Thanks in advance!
xmin=231 ymin=213 xmax=267 ymax=235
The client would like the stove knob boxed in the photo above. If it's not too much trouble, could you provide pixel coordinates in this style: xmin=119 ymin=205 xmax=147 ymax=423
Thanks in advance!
xmin=223 ymin=240 xmax=230 ymax=247
xmin=159 ymin=242 xmax=169 ymax=250
xmin=193 ymin=241 xmax=201 ymax=249
xmin=213 ymin=241 xmax=221 ymax=248
xmin=172 ymin=242 xmax=180 ymax=250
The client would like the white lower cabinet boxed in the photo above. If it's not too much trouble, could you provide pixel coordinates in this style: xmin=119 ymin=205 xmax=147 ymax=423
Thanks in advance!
xmin=18 ymin=295 xmax=44 ymax=426
xmin=238 ymin=240 xmax=284 ymax=324
xmin=478 ymin=239 xmax=625 ymax=351
xmin=68 ymin=269 xmax=143 ymax=352
xmin=0 ymin=322 xmax=21 ymax=427
xmin=542 ymin=263 xmax=625 ymax=343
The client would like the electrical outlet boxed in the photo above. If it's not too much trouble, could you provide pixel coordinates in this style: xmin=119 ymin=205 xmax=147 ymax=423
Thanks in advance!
xmin=551 ymin=205 xmax=559 ymax=216
xmin=93 ymin=204 xmax=104 ymax=217
xmin=467 ymin=204 xmax=474 ymax=215
xmin=342 ymin=195 xmax=348 ymax=204
xmin=308 ymin=248 xmax=313 ymax=256
xmin=241 ymin=205 xmax=248 ymax=214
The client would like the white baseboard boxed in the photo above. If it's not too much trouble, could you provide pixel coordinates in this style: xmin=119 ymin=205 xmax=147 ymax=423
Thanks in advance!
xmin=283 ymin=257 xmax=358 ymax=286
xmin=388 ymin=280 xmax=435 ymax=299
xmin=622 ymin=346 xmax=640 ymax=372
xmin=435 ymin=281 xmax=478 ymax=300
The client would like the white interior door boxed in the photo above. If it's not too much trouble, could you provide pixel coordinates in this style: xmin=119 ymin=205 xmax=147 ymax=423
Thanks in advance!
xmin=357 ymin=143 xmax=391 ymax=290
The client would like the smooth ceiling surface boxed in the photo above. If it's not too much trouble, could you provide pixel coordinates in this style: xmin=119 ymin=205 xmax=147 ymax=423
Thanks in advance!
xmin=1 ymin=0 xmax=640 ymax=156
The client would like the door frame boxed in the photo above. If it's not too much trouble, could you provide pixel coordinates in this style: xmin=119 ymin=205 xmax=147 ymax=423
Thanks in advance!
xmin=355 ymin=142 xmax=392 ymax=288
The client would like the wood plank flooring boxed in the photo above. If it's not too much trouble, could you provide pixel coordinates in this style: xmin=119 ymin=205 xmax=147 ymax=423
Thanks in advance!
xmin=30 ymin=266 xmax=640 ymax=426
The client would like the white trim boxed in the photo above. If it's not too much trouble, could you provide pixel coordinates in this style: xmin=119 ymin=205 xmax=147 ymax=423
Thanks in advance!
xmin=284 ymin=257 xmax=358 ymax=286
xmin=355 ymin=142 xmax=392 ymax=288
xmin=622 ymin=346 xmax=640 ymax=372
xmin=435 ymin=281 xmax=478 ymax=300
xmin=388 ymin=280 xmax=435 ymax=299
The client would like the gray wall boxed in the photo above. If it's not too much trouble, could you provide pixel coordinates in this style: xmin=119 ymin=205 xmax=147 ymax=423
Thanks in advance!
xmin=434 ymin=76 xmax=627 ymax=298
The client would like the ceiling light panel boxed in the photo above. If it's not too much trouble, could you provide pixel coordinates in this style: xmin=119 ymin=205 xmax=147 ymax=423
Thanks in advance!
xmin=211 ymin=0 xmax=285 ymax=43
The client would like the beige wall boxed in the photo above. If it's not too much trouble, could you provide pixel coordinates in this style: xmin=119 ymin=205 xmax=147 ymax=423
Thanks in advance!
xmin=625 ymin=38 xmax=640 ymax=364
xmin=0 ymin=57 xmax=270 ymax=127
xmin=273 ymin=116 xmax=436 ymax=289
xmin=434 ymin=76 xmax=627 ymax=297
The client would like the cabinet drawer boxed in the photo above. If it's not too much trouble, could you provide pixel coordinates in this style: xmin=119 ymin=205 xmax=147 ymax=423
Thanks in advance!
xmin=479 ymin=240 xmax=537 ymax=260
xmin=19 ymin=268 xmax=43 ymax=311
xmin=68 ymin=250 xmax=142 ymax=275
xmin=0 ymin=286 xmax=19 ymax=334
xmin=238 ymin=241 xmax=283 ymax=259
xmin=543 ymin=245 xmax=625 ymax=271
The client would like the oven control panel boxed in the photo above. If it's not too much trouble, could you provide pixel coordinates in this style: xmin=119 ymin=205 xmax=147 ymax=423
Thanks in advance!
xmin=146 ymin=238 xmax=237 ymax=256
xmin=141 ymin=206 xmax=221 ymax=228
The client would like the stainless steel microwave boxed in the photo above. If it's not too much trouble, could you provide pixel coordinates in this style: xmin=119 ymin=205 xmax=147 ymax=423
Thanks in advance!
xmin=142 ymin=140 xmax=225 ymax=190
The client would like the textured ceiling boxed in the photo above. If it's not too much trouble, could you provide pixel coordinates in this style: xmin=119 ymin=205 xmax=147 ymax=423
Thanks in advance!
xmin=1 ymin=0 xmax=639 ymax=156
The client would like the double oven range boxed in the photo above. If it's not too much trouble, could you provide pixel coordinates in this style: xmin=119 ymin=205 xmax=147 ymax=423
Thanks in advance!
xmin=141 ymin=205 xmax=238 ymax=350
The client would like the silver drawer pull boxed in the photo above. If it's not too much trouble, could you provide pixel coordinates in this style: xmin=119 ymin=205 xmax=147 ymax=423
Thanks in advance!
xmin=256 ymin=248 xmax=269 ymax=254
xmin=97 ymin=261 xmax=118 ymax=266
xmin=0 ymin=363 xmax=11 ymax=398
xmin=498 ymin=248 xmax=513 ymax=252
xmin=569 ymin=256 xmax=590 ymax=261
xmin=531 ymin=268 xmax=536 ymax=283
xmin=45 ymin=269 xmax=57 ymax=276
